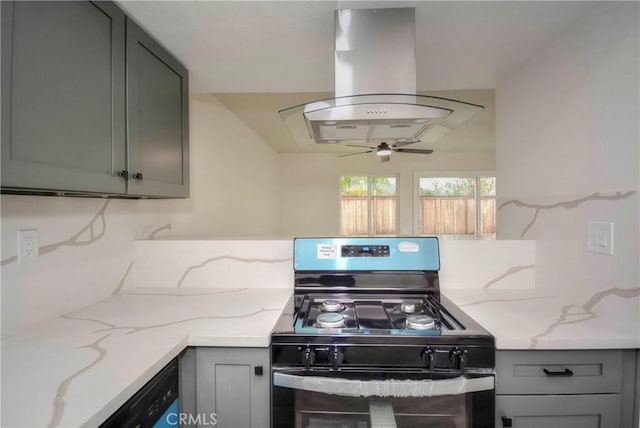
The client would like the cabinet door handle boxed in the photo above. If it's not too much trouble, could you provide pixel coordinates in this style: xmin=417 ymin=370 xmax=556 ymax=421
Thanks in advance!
xmin=543 ymin=368 xmax=574 ymax=376
xmin=132 ymin=172 xmax=143 ymax=180
xmin=117 ymin=170 xmax=129 ymax=180
xmin=254 ymin=365 xmax=263 ymax=376
xmin=501 ymin=416 xmax=513 ymax=427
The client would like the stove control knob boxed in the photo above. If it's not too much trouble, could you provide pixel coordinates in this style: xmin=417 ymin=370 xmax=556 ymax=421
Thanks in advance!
xmin=329 ymin=346 xmax=344 ymax=370
xmin=420 ymin=347 xmax=436 ymax=370
xmin=301 ymin=346 xmax=316 ymax=369
xmin=449 ymin=347 xmax=467 ymax=371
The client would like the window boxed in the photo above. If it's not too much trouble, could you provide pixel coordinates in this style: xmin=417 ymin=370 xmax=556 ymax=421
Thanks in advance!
xmin=341 ymin=176 xmax=397 ymax=236
xmin=415 ymin=174 xmax=496 ymax=239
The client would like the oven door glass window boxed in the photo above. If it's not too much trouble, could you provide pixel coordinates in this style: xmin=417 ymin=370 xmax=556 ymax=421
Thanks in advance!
xmin=272 ymin=371 xmax=495 ymax=428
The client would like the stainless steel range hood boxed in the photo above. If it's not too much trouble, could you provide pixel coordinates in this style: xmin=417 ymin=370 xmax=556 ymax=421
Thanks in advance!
xmin=280 ymin=8 xmax=484 ymax=145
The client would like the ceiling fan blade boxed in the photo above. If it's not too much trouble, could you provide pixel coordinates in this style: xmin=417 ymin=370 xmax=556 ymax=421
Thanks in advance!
xmin=346 ymin=144 xmax=376 ymax=149
xmin=380 ymin=155 xmax=391 ymax=163
xmin=394 ymin=148 xmax=434 ymax=155
xmin=339 ymin=150 xmax=374 ymax=158
xmin=392 ymin=140 xmax=420 ymax=148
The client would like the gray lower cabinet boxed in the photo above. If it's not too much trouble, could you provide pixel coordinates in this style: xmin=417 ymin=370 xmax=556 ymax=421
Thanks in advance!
xmin=496 ymin=350 xmax=637 ymax=428
xmin=193 ymin=347 xmax=270 ymax=428
xmin=1 ymin=1 xmax=189 ymax=198
xmin=497 ymin=394 xmax=621 ymax=428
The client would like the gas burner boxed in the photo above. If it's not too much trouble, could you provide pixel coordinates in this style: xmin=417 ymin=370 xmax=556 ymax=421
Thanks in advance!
xmin=321 ymin=299 xmax=343 ymax=312
xmin=400 ymin=302 xmax=418 ymax=313
xmin=406 ymin=314 xmax=436 ymax=330
xmin=316 ymin=312 xmax=345 ymax=328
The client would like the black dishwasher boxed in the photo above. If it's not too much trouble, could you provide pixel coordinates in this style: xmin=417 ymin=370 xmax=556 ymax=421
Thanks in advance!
xmin=100 ymin=357 xmax=179 ymax=428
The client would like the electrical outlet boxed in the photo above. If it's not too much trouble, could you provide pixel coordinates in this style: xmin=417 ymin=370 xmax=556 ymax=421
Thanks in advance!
xmin=18 ymin=229 xmax=39 ymax=263
xmin=586 ymin=221 xmax=614 ymax=255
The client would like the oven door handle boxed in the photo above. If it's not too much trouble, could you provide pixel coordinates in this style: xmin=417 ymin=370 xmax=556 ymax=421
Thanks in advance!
xmin=273 ymin=372 xmax=494 ymax=398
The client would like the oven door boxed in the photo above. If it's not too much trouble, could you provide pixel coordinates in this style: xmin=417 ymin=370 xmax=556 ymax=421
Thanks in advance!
xmin=272 ymin=368 xmax=494 ymax=428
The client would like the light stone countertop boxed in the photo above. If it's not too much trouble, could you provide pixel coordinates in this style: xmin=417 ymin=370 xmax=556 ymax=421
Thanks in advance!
xmin=3 ymin=285 xmax=639 ymax=428
xmin=1 ymin=287 xmax=293 ymax=428
xmin=443 ymin=287 xmax=640 ymax=350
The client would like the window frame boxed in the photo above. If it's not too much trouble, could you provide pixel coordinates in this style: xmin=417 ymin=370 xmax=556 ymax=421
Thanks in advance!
xmin=339 ymin=174 xmax=400 ymax=236
xmin=412 ymin=171 xmax=496 ymax=239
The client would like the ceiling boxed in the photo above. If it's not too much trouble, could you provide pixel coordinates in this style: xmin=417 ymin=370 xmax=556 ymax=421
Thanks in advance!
xmin=116 ymin=1 xmax=595 ymax=154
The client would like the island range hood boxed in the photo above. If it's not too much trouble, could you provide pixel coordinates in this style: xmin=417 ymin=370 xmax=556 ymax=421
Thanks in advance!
xmin=279 ymin=8 xmax=484 ymax=146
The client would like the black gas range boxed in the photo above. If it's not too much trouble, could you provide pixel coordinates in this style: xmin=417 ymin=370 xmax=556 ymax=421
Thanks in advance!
xmin=271 ymin=237 xmax=495 ymax=428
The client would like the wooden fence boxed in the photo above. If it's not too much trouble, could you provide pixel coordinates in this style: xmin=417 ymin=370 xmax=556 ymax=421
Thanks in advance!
xmin=341 ymin=196 xmax=395 ymax=235
xmin=341 ymin=196 xmax=496 ymax=236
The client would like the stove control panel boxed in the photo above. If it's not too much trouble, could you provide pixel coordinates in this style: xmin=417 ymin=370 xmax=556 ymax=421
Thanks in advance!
xmin=293 ymin=237 xmax=440 ymax=271
xmin=449 ymin=347 xmax=468 ymax=371
xmin=419 ymin=347 xmax=469 ymax=371
xmin=420 ymin=347 xmax=436 ymax=370
xmin=301 ymin=346 xmax=316 ymax=370
xmin=288 ymin=344 xmax=479 ymax=372
xmin=328 ymin=346 xmax=344 ymax=370
xmin=341 ymin=245 xmax=390 ymax=257
xmin=298 ymin=345 xmax=345 ymax=370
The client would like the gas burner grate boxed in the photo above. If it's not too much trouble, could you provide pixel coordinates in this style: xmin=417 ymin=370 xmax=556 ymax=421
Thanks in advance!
xmin=294 ymin=295 xmax=464 ymax=335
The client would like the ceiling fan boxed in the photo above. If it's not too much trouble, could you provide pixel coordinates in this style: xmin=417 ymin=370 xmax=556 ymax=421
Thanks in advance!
xmin=339 ymin=141 xmax=434 ymax=163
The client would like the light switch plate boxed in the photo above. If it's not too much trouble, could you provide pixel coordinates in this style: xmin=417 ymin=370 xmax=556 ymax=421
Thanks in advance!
xmin=586 ymin=221 xmax=614 ymax=255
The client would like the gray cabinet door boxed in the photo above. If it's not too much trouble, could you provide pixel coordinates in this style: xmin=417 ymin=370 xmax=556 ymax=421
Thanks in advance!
xmin=126 ymin=18 xmax=189 ymax=198
xmin=496 ymin=394 xmax=621 ymax=428
xmin=1 ymin=1 xmax=126 ymax=193
xmin=196 ymin=348 xmax=270 ymax=428
xmin=496 ymin=350 xmax=624 ymax=395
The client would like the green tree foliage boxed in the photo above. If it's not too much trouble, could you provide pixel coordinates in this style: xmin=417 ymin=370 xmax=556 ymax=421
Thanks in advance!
xmin=341 ymin=176 xmax=396 ymax=196
xmin=479 ymin=177 xmax=496 ymax=196
xmin=371 ymin=177 xmax=395 ymax=196
xmin=341 ymin=176 xmax=368 ymax=196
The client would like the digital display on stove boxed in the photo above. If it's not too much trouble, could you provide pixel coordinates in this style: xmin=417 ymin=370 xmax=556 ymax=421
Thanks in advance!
xmin=341 ymin=245 xmax=390 ymax=257
xmin=293 ymin=237 xmax=440 ymax=271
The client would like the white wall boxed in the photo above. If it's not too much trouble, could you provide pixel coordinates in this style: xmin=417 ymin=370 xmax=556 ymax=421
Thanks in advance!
xmin=496 ymin=2 xmax=639 ymax=293
xmin=171 ymin=94 xmax=279 ymax=237
xmin=276 ymin=150 xmax=495 ymax=237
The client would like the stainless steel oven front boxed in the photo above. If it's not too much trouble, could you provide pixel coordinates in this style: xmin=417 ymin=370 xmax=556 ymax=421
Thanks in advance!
xmin=271 ymin=345 xmax=495 ymax=428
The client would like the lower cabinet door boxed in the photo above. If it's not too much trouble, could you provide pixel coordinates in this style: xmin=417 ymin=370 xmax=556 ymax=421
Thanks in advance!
xmin=195 ymin=348 xmax=270 ymax=428
xmin=496 ymin=394 xmax=621 ymax=428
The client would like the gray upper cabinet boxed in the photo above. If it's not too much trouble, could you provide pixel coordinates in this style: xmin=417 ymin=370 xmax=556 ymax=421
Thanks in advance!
xmin=126 ymin=18 xmax=189 ymax=198
xmin=1 ymin=1 xmax=126 ymax=194
xmin=1 ymin=1 xmax=189 ymax=198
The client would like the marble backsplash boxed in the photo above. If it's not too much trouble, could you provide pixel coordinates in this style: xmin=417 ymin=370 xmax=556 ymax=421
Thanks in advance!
xmin=133 ymin=239 xmax=294 ymax=289
xmin=439 ymin=240 xmax=535 ymax=289
xmin=130 ymin=239 xmax=536 ymax=291
xmin=1 ymin=195 xmax=176 ymax=337
xmin=497 ymin=189 xmax=638 ymax=294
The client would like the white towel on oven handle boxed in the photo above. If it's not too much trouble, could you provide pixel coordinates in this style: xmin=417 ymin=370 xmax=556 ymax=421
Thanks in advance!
xmin=273 ymin=373 xmax=494 ymax=397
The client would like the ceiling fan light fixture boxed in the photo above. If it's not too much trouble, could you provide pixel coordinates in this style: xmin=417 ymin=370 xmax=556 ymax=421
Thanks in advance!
xmin=377 ymin=147 xmax=392 ymax=156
